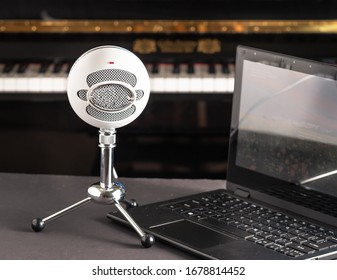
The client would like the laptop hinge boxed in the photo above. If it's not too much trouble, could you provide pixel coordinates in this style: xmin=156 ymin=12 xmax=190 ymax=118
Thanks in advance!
xmin=234 ymin=188 xmax=250 ymax=198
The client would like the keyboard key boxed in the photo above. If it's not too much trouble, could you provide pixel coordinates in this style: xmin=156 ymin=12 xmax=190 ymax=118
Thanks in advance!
xmin=276 ymin=238 xmax=293 ymax=246
xmin=203 ymin=218 xmax=253 ymax=239
xmin=247 ymin=228 xmax=261 ymax=234
xmin=256 ymin=231 xmax=272 ymax=239
xmin=327 ymin=236 xmax=337 ymax=243
xmin=302 ymin=241 xmax=337 ymax=251
xmin=237 ymin=224 xmax=252 ymax=231
xmin=256 ymin=240 xmax=272 ymax=246
xmin=247 ymin=236 xmax=263 ymax=242
xmin=286 ymin=250 xmax=304 ymax=258
xmin=287 ymin=243 xmax=316 ymax=254
xmin=266 ymin=243 xmax=284 ymax=251
xmin=291 ymin=236 xmax=307 ymax=244
xmin=308 ymin=236 xmax=326 ymax=243
xmin=280 ymin=233 xmax=297 ymax=240
xmin=267 ymin=235 xmax=281 ymax=242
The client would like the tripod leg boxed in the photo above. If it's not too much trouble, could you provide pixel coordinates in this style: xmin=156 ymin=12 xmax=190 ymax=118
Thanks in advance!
xmin=31 ymin=197 xmax=92 ymax=232
xmin=121 ymin=197 xmax=138 ymax=209
xmin=114 ymin=201 xmax=155 ymax=248
xmin=113 ymin=167 xmax=137 ymax=209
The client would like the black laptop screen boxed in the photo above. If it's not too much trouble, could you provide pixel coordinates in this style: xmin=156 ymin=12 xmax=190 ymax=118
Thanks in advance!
xmin=228 ymin=46 xmax=337 ymax=197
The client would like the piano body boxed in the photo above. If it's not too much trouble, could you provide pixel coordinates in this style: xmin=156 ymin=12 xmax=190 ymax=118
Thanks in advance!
xmin=0 ymin=0 xmax=337 ymax=178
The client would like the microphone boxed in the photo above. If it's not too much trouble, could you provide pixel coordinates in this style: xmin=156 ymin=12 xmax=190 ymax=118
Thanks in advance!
xmin=68 ymin=45 xmax=154 ymax=247
xmin=31 ymin=46 xmax=154 ymax=248
xmin=67 ymin=45 xmax=150 ymax=129
xmin=67 ymin=45 xmax=151 ymax=190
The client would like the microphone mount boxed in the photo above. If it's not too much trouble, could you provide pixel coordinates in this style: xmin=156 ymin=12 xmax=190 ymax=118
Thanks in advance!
xmin=31 ymin=128 xmax=155 ymax=248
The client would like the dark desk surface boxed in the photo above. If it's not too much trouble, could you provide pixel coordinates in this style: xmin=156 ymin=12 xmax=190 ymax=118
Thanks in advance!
xmin=0 ymin=172 xmax=225 ymax=259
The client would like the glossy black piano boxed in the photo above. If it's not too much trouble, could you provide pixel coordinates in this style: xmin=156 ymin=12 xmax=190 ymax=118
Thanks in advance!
xmin=0 ymin=0 xmax=336 ymax=179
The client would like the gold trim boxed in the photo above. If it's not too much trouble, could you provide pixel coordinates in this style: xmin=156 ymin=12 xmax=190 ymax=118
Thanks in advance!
xmin=0 ymin=19 xmax=337 ymax=34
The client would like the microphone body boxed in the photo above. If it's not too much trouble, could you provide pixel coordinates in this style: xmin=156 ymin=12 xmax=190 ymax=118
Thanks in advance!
xmin=67 ymin=45 xmax=150 ymax=129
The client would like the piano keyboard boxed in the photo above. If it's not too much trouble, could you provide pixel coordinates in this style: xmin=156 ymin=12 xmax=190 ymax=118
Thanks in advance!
xmin=0 ymin=61 xmax=235 ymax=94
xmin=147 ymin=62 xmax=235 ymax=93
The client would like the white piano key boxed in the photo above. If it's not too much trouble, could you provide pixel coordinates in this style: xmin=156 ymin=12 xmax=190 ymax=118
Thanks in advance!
xmin=52 ymin=77 xmax=67 ymax=92
xmin=151 ymin=77 xmax=164 ymax=92
xmin=16 ymin=76 xmax=28 ymax=92
xmin=214 ymin=63 xmax=229 ymax=93
xmin=189 ymin=64 xmax=202 ymax=92
xmin=26 ymin=64 xmax=42 ymax=92
xmin=28 ymin=77 xmax=41 ymax=92
xmin=177 ymin=64 xmax=190 ymax=92
xmin=38 ymin=63 xmax=55 ymax=92
xmin=52 ymin=64 xmax=68 ymax=92
xmin=3 ymin=64 xmax=20 ymax=92
xmin=150 ymin=63 xmax=165 ymax=93
xmin=227 ymin=76 xmax=235 ymax=92
xmin=226 ymin=63 xmax=235 ymax=92
xmin=162 ymin=64 xmax=178 ymax=93
xmin=202 ymin=77 xmax=215 ymax=92
xmin=200 ymin=64 xmax=215 ymax=92
xmin=40 ymin=77 xmax=55 ymax=92
xmin=3 ymin=77 xmax=17 ymax=92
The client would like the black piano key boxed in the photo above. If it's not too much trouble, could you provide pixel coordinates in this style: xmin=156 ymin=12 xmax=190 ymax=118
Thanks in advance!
xmin=39 ymin=62 xmax=50 ymax=73
xmin=17 ymin=63 xmax=28 ymax=74
xmin=52 ymin=61 xmax=64 ymax=73
xmin=208 ymin=63 xmax=216 ymax=74
xmin=66 ymin=62 xmax=74 ymax=73
xmin=152 ymin=63 xmax=159 ymax=74
xmin=222 ymin=63 xmax=230 ymax=74
xmin=187 ymin=63 xmax=194 ymax=74
xmin=172 ymin=63 xmax=180 ymax=74
xmin=3 ymin=63 xmax=14 ymax=73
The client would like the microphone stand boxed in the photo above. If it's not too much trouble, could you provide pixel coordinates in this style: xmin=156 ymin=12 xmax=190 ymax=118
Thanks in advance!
xmin=31 ymin=128 xmax=155 ymax=248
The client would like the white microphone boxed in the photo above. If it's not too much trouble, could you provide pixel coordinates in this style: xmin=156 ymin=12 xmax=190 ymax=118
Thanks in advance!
xmin=67 ymin=45 xmax=150 ymax=129
xmin=32 ymin=46 xmax=154 ymax=248
xmin=67 ymin=45 xmax=151 ymax=190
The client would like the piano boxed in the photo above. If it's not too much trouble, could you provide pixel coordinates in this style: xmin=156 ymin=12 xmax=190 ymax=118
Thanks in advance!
xmin=0 ymin=0 xmax=337 ymax=178
xmin=0 ymin=57 xmax=235 ymax=94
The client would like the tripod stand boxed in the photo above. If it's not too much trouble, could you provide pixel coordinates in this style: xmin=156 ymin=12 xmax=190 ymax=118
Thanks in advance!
xmin=31 ymin=128 xmax=155 ymax=248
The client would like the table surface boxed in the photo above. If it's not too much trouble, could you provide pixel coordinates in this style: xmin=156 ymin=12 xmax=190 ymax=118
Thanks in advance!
xmin=0 ymin=172 xmax=225 ymax=259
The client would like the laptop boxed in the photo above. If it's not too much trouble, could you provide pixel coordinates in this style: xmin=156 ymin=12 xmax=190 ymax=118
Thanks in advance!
xmin=107 ymin=45 xmax=337 ymax=259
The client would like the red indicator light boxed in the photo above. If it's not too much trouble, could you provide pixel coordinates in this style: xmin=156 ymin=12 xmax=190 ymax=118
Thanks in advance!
xmin=108 ymin=61 xmax=114 ymax=64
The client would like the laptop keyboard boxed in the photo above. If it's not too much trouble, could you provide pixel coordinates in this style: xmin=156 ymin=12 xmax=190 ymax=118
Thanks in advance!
xmin=162 ymin=190 xmax=337 ymax=258
xmin=260 ymin=186 xmax=337 ymax=217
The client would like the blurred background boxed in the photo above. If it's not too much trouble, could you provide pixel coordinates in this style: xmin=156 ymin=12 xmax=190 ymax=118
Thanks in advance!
xmin=0 ymin=0 xmax=336 ymax=179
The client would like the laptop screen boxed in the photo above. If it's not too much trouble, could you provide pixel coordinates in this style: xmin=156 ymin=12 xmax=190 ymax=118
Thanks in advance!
xmin=227 ymin=46 xmax=337 ymax=198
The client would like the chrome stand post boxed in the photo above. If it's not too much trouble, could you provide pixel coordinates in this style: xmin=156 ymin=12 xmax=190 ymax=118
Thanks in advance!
xmin=31 ymin=129 xmax=154 ymax=248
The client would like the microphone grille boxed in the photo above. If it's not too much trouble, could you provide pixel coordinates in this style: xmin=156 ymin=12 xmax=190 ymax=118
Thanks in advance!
xmin=77 ymin=89 xmax=88 ymax=100
xmin=90 ymin=84 xmax=133 ymax=111
xmin=87 ymin=69 xmax=137 ymax=87
xmin=77 ymin=88 xmax=145 ymax=105
xmin=86 ymin=105 xmax=136 ymax=122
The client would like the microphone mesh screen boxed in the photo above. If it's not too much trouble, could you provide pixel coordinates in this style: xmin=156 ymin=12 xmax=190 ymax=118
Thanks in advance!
xmin=86 ymin=105 xmax=136 ymax=122
xmin=77 ymin=89 xmax=88 ymax=101
xmin=90 ymin=84 xmax=133 ymax=110
xmin=136 ymin=90 xmax=144 ymax=100
xmin=87 ymin=69 xmax=137 ymax=87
